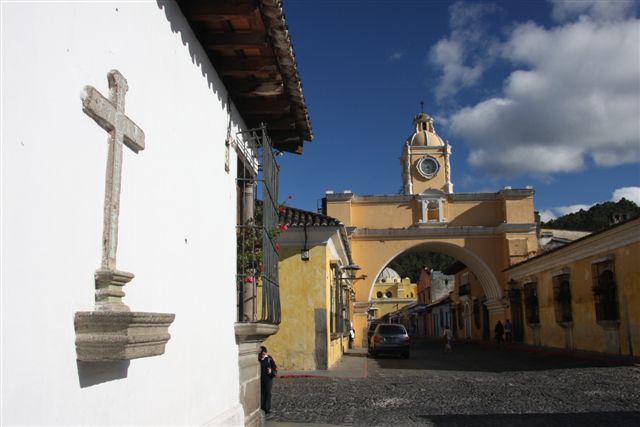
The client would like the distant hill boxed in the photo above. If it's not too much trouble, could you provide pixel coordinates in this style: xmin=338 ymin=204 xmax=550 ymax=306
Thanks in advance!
xmin=541 ymin=198 xmax=640 ymax=232
xmin=388 ymin=252 xmax=456 ymax=283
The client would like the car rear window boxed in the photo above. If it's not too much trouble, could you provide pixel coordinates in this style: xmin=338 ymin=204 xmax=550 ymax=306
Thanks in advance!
xmin=377 ymin=325 xmax=406 ymax=334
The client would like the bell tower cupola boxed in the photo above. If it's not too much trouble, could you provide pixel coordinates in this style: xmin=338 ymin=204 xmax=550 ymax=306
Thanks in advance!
xmin=401 ymin=110 xmax=453 ymax=194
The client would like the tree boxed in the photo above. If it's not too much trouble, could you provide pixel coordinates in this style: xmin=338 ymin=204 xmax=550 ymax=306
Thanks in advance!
xmin=542 ymin=199 xmax=639 ymax=232
xmin=388 ymin=252 xmax=457 ymax=283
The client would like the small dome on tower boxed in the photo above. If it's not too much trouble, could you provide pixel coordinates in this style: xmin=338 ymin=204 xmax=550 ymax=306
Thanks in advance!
xmin=406 ymin=112 xmax=445 ymax=147
xmin=377 ymin=267 xmax=401 ymax=282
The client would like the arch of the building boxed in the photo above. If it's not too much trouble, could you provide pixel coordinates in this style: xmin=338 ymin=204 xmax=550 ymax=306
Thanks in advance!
xmin=367 ymin=241 xmax=503 ymax=303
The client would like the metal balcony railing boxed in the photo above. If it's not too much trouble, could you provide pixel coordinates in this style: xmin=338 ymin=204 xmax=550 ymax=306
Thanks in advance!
xmin=236 ymin=124 xmax=281 ymax=325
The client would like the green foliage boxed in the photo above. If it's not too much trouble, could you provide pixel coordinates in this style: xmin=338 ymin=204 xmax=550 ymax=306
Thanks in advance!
xmin=388 ymin=252 xmax=457 ymax=283
xmin=542 ymin=198 xmax=640 ymax=232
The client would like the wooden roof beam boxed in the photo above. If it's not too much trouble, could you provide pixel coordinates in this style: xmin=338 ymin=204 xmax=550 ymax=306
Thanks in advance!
xmin=202 ymin=33 xmax=268 ymax=49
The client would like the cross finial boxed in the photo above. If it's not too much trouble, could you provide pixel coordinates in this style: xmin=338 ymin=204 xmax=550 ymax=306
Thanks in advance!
xmin=420 ymin=101 xmax=424 ymax=112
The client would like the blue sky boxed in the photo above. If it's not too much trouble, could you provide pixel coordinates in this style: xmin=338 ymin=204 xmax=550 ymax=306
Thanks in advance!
xmin=277 ymin=0 xmax=640 ymax=220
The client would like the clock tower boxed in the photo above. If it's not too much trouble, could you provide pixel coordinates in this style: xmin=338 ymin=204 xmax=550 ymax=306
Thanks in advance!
xmin=400 ymin=111 xmax=453 ymax=195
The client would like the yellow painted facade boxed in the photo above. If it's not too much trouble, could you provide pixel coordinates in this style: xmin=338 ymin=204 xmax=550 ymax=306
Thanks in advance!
xmin=324 ymin=112 xmax=539 ymax=347
xmin=506 ymin=218 xmax=640 ymax=356
xmin=265 ymin=221 xmax=353 ymax=370
xmin=370 ymin=275 xmax=418 ymax=319
xmin=448 ymin=266 xmax=489 ymax=340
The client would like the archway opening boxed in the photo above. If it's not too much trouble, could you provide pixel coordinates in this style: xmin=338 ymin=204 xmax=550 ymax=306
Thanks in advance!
xmin=365 ymin=242 xmax=502 ymax=343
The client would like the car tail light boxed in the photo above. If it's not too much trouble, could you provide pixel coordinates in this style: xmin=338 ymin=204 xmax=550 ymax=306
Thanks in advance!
xmin=404 ymin=336 xmax=411 ymax=344
xmin=373 ymin=336 xmax=380 ymax=343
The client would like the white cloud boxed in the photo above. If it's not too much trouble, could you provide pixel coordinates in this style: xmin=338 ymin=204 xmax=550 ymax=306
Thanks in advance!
xmin=446 ymin=14 xmax=640 ymax=177
xmin=612 ymin=186 xmax=640 ymax=205
xmin=540 ymin=203 xmax=593 ymax=221
xmin=428 ymin=2 xmax=499 ymax=102
xmin=550 ymin=0 xmax=637 ymax=22
xmin=539 ymin=209 xmax=556 ymax=222
xmin=388 ymin=51 xmax=404 ymax=61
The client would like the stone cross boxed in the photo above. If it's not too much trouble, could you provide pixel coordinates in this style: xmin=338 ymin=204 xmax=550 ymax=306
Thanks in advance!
xmin=81 ymin=70 xmax=145 ymax=311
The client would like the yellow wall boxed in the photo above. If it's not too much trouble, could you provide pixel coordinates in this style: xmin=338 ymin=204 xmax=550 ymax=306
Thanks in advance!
xmin=510 ymin=221 xmax=640 ymax=356
xmin=447 ymin=200 xmax=503 ymax=226
xmin=351 ymin=202 xmax=416 ymax=229
xmin=266 ymin=245 xmax=325 ymax=370
xmin=266 ymin=237 xmax=354 ymax=370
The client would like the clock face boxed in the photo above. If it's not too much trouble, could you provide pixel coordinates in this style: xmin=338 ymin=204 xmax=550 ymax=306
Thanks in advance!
xmin=417 ymin=156 xmax=439 ymax=178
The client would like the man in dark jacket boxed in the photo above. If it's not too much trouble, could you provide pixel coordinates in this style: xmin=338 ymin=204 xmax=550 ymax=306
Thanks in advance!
xmin=259 ymin=346 xmax=277 ymax=414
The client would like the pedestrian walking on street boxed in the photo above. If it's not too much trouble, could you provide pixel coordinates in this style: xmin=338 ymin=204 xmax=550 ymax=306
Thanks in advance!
xmin=504 ymin=319 xmax=513 ymax=344
xmin=348 ymin=322 xmax=355 ymax=349
xmin=443 ymin=326 xmax=453 ymax=352
xmin=494 ymin=321 xmax=504 ymax=345
xmin=259 ymin=345 xmax=277 ymax=414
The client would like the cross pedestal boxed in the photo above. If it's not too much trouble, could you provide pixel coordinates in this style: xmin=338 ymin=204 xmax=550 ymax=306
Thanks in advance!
xmin=74 ymin=70 xmax=174 ymax=362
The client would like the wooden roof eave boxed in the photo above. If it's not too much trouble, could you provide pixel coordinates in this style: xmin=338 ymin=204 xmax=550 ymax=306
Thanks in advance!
xmin=177 ymin=0 xmax=313 ymax=154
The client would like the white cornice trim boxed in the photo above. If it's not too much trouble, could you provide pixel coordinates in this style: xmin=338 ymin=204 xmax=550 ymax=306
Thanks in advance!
xmin=352 ymin=224 xmax=536 ymax=240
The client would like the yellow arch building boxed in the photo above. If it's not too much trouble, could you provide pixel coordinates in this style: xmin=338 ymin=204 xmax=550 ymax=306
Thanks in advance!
xmin=323 ymin=112 xmax=539 ymax=346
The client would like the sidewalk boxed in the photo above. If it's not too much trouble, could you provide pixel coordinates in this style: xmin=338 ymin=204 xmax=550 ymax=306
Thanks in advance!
xmin=277 ymin=347 xmax=369 ymax=379
xmin=266 ymin=349 xmax=368 ymax=427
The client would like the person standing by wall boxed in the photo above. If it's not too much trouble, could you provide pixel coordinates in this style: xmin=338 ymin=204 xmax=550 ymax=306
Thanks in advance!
xmin=494 ymin=321 xmax=504 ymax=345
xmin=259 ymin=346 xmax=277 ymax=414
xmin=443 ymin=326 xmax=453 ymax=352
xmin=504 ymin=319 xmax=513 ymax=344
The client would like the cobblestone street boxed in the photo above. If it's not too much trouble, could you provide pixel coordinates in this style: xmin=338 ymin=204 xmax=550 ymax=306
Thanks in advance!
xmin=267 ymin=339 xmax=640 ymax=426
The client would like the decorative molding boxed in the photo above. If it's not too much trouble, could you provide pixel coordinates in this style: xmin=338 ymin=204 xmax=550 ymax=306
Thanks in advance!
xmin=591 ymin=254 xmax=615 ymax=265
xmin=484 ymin=298 xmax=508 ymax=315
xmin=507 ymin=220 xmax=639 ymax=278
xmin=353 ymin=224 xmax=535 ymax=240
xmin=74 ymin=311 xmax=175 ymax=362
xmin=234 ymin=322 xmax=279 ymax=343
xmin=551 ymin=267 xmax=571 ymax=277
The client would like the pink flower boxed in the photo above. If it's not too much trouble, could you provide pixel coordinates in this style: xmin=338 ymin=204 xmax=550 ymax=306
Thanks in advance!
xmin=244 ymin=276 xmax=255 ymax=284
xmin=275 ymin=244 xmax=281 ymax=252
xmin=281 ymin=225 xmax=289 ymax=231
xmin=278 ymin=206 xmax=286 ymax=213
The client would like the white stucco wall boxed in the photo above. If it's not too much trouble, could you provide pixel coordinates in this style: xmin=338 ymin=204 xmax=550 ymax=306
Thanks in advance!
xmin=2 ymin=2 xmax=246 ymax=425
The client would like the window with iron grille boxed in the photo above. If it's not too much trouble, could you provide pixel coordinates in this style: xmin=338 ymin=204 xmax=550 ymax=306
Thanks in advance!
xmin=236 ymin=125 xmax=280 ymax=324
xmin=552 ymin=273 xmax=572 ymax=323
xmin=459 ymin=272 xmax=471 ymax=296
xmin=524 ymin=282 xmax=539 ymax=325
xmin=592 ymin=259 xmax=619 ymax=322
xmin=473 ymin=299 xmax=481 ymax=329
xmin=331 ymin=266 xmax=348 ymax=335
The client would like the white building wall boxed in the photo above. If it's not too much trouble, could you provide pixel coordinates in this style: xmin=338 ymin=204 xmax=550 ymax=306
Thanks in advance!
xmin=2 ymin=2 xmax=245 ymax=425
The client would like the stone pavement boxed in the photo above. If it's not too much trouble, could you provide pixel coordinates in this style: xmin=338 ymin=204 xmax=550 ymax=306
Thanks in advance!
xmin=266 ymin=339 xmax=640 ymax=426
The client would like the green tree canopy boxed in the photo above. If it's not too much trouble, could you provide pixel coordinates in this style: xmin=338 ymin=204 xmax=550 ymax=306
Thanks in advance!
xmin=542 ymin=198 xmax=639 ymax=232
xmin=387 ymin=252 xmax=457 ymax=283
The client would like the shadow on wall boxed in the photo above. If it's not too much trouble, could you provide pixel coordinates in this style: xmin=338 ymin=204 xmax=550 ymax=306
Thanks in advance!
xmin=315 ymin=308 xmax=328 ymax=370
xmin=156 ymin=1 xmax=246 ymax=133
xmin=77 ymin=361 xmax=130 ymax=388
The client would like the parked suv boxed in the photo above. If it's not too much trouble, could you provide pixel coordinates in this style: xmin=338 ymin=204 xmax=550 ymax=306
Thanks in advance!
xmin=369 ymin=323 xmax=411 ymax=358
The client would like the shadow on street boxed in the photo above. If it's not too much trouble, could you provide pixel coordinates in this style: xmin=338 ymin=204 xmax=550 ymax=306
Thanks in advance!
xmin=370 ymin=339 xmax=638 ymax=372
